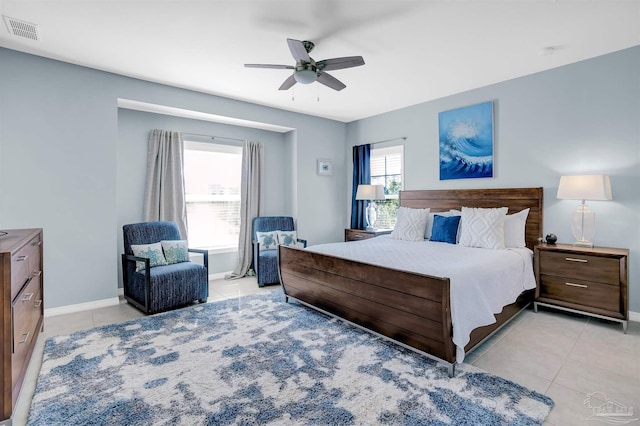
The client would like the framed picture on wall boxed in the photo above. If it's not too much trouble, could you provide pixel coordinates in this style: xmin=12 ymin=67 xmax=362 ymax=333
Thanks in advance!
xmin=438 ymin=101 xmax=494 ymax=180
xmin=317 ymin=158 xmax=333 ymax=176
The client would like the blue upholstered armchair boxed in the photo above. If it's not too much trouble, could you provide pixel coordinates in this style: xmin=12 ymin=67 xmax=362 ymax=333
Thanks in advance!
xmin=252 ymin=216 xmax=306 ymax=287
xmin=122 ymin=221 xmax=209 ymax=314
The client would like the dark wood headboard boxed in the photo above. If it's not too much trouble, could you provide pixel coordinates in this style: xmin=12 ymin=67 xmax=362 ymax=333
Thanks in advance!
xmin=399 ymin=187 xmax=544 ymax=250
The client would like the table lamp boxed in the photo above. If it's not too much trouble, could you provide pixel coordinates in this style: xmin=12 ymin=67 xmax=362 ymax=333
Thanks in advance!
xmin=557 ymin=174 xmax=612 ymax=248
xmin=355 ymin=184 xmax=386 ymax=230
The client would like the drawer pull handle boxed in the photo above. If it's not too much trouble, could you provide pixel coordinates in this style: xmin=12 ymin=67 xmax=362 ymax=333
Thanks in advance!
xmin=18 ymin=332 xmax=30 ymax=344
xmin=565 ymin=257 xmax=587 ymax=263
xmin=31 ymin=270 xmax=43 ymax=277
xmin=565 ymin=282 xmax=588 ymax=288
xmin=21 ymin=292 xmax=34 ymax=302
xmin=35 ymin=300 xmax=43 ymax=308
xmin=32 ymin=241 xmax=42 ymax=247
xmin=17 ymin=255 xmax=29 ymax=262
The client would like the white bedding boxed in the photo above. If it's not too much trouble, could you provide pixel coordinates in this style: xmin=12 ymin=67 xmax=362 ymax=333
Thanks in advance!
xmin=305 ymin=235 xmax=536 ymax=363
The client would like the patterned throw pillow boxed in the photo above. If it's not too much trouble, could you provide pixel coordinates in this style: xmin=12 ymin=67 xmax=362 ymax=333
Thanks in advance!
xmin=161 ymin=240 xmax=190 ymax=264
xmin=390 ymin=207 xmax=430 ymax=241
xmin=131 ymin=242 xmax=168 ymax=271
xmin=277 ymin=230 xmax=298 ymax=247
xmin=459 ymin=207 xmax=509 ymax=249
xmin=256 ymin=231 xmax=278 ymax=251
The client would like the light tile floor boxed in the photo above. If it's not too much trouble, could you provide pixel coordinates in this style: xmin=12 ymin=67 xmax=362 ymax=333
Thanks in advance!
xmin=13 ymin=277 xmax=640 ymax=425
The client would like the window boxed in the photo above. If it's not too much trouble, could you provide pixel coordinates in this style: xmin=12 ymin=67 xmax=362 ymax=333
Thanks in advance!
xmin=370 ymin=145 xmax=403 ymax=229
xmin=184 ymin=141 xmax=242 ymax=249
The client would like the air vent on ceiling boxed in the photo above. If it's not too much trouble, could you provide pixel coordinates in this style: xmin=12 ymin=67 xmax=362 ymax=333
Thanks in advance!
xmin=3 ymin=15 xmax=39 ymax=41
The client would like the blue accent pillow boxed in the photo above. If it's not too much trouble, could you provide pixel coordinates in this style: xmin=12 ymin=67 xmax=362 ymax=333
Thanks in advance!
xmin=430 ymin=215 xmax=461 ymax=244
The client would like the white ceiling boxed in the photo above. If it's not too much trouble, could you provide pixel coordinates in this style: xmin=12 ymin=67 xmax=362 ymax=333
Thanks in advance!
xmin=1 ymin=0 xmax=638 ymax=123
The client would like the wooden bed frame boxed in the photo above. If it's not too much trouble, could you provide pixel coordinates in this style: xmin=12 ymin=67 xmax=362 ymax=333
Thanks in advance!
xmin=278 ymin=187 xmax=543 ymax=376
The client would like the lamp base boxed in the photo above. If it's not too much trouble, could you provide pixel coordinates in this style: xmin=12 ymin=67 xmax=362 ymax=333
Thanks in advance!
xmin=366 ymin=202 xmax=378 ymax=231
xmin=570 ymin=205 xmax=596 ymax=249
xmin=572 ymin=240 xmax=594 ymax=248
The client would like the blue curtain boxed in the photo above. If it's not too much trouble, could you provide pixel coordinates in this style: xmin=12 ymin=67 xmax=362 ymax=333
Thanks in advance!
xmin=351 ymin=144 xmax=371 ymax=229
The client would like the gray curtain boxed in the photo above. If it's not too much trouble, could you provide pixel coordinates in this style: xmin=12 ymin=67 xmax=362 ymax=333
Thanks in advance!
xmin=228 ymin=140 xmax=263 ymax=279
xmin=142 ymin=129 xmax=188 ymax=239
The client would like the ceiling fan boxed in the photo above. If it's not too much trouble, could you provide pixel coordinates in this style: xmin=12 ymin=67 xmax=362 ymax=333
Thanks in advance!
xmin=245 ymin=38 xmax=365 ymax=91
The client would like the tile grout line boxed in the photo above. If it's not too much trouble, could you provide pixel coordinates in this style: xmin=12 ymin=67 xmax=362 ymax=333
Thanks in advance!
xmin=545 ymin=316 xmax=590 ymax=395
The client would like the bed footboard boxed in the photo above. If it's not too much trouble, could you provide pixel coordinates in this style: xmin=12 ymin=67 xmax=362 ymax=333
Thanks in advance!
xmin=278 ymin=245 xmax=457 ymax=370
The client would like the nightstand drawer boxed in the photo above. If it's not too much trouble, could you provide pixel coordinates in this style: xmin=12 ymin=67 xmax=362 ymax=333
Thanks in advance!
xmin=344 ymin=229 xmax=392 ymax=242
xmin=345 ymin=230 xmax=376 ymax=241
xmin=539 ymin=275 xmax=620 ymax=313
xmin=538 ymin=250 xmax=620 ymax=285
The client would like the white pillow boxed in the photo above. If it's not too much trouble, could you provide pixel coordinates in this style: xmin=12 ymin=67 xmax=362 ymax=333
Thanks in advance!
xmin=459 ymin=207 xmax=508 ymax=249
xmin=255 ymin=231 xmax=278 ymax=251
xmin=504 ymin=208 xmax=530 ymax=248
xmin=277 ymin=230 xmax=298 ymax=247
xmin=391 ymin=207 xmax=430 ymax=241
xmin=131 ymin=242 xmax=168 ymax=271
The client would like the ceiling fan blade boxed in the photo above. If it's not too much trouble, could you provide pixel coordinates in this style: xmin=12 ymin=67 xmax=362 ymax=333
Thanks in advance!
xmin=316 ymin=56 xmax=365 ymax=71
xmin=287 ymin=38 xmax=310 ymax=62
xmin=279 ymin=74 xmax=297 ymax=90
xmin=245 ymin=64 xmax=294 ymax=69
xmin=317 ymin=71 xmax=346 ymax=91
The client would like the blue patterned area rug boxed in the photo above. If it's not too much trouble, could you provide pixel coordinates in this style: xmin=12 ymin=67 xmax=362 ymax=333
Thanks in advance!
xmin=28 ymin=290 xmax=553 ymax=425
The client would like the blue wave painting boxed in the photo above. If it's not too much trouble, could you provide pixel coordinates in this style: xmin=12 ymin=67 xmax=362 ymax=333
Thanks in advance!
xmin=439 ymin=101 xmax=494 ymax=180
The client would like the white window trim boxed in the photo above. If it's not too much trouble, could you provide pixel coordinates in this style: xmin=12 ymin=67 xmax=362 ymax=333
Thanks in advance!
xmin=184 ymin=139 xmax=242 ymax=250
xmin=371 ymin=144 xmax=404 ymax=198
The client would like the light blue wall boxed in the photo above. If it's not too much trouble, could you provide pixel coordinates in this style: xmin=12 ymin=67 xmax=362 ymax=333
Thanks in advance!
xmin=116 ymin=108 xmax=289 ymax=278
xmin=0 ymin=47 xmax=347 ymax=309
xmin=346 ymin=46 xmax=640 ymax=312
xmin=1 ymin=45 xmax=638 ymax=313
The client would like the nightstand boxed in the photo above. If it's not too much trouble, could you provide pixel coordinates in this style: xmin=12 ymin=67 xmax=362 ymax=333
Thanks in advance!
xmin=534 ymin=243 xmax=629 ymax=332
xmin=345 ymin=228 xmax=392 ymax=242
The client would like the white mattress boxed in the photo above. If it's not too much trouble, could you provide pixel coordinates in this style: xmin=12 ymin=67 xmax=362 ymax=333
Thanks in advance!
xmin=305 ymin=235 xmax=536 ymax=362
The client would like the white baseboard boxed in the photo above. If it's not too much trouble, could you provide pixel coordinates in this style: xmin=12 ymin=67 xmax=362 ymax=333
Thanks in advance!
xmin=44 ymin=297 xmax=121 ymax=317
xmin=629 ymin=310 xmax=640 ymax=322
xmin=210 ymin=271 xmax=232 ymax=280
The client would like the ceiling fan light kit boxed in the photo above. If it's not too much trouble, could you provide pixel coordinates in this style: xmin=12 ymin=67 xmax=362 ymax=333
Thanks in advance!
xmin=294 ymin=63 xmax=317 ymax=84
xmin=245 ymin=38 xmax=364 ymax=91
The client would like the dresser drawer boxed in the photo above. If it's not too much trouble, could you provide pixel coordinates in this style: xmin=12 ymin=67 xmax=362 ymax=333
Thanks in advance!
xmin=11 ymin=234 xmax=42 ymax=299
xmin=539 ymin=274 xmax=620 ymax=313
xmin=11 ymin=275 xmax=43 ymax=389
xmin=538 ymin=250 xmax=620 ymax=285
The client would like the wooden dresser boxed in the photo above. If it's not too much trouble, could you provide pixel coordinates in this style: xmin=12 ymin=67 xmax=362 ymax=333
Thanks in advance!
xmin=0 ymin=229 xmax=44 ymax=422
xmin=534 ymin=243 xmax=628 ymax=332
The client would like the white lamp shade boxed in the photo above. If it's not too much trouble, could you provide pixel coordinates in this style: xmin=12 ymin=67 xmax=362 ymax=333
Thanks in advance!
xmin=557 ymin=175 xmax=612 ymax=201
xmin=355 ymin=184 xmax=386 ymax=201
xmin=557 ymin=174 xmax=612 ymax=248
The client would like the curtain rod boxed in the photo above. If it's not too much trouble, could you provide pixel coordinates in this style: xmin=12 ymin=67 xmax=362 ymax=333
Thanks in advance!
xmin=181 ymin=132 xmax=244 ymax=143
xmin=369 ymin=136 xmax=407 ymax=146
